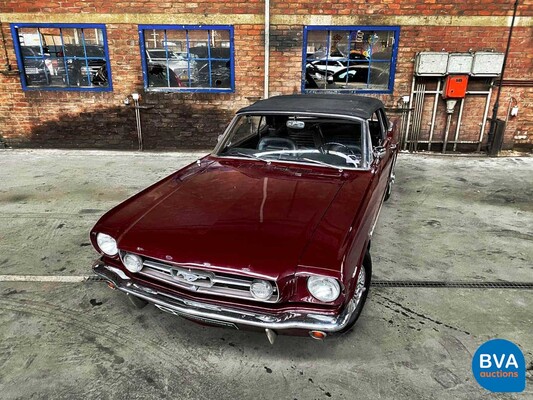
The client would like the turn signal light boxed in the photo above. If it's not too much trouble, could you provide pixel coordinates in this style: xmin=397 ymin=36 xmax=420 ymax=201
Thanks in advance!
xmin=309 ymin=330 xmax=327 ymax=340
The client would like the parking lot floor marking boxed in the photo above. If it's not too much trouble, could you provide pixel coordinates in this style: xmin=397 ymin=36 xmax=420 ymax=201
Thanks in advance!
xmin=0 ymin=275 xmax=93 ymax=283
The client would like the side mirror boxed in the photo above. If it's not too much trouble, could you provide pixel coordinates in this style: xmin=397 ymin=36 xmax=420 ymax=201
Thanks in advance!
xmin=327 ymin=75 xmax=333 ymax=84
xmin=373 ymin=146 xmax=386 ymax=159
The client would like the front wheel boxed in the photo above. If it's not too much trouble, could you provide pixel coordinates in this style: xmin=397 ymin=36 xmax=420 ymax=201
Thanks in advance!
xmin=340 ymin=253 xmax=372 ymax=333
xmin=384 ymin=163 xmax=396 ymax=202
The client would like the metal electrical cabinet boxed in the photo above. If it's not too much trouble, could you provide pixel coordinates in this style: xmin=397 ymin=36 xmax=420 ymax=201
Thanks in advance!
xmin=406 ymin=51 xmax=504 ymax=153
xmin=442 ymin=75 xmax=469 ymax=99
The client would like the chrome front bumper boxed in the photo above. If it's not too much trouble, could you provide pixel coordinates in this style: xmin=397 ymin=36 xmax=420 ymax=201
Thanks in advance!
xmin=93 ymin=260 xmax=357 ymax=333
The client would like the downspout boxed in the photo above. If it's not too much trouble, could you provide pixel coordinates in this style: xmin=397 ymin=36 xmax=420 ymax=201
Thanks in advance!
xmin=486 ymin=0 xmax=519 ymax=152
xmin=264 ymin=0 xmax=270 ymax=99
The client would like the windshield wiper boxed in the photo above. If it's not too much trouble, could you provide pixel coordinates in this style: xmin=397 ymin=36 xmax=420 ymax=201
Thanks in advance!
xmin=301 ymin=158 xmax=343 ymax=170
xmin=224 ymin=151 xmax=269 ymax=163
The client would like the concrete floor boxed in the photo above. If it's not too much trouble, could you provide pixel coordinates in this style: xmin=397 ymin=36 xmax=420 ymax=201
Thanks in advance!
xmin=0 ymin=150 xmax=532 ymax=400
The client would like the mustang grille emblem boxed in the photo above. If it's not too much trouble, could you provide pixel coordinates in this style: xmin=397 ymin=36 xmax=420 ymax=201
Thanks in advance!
xmin=170 ymin=267 xmax=214 ymax=288
xmin=179 ymin=271 xmax=200 ymax=282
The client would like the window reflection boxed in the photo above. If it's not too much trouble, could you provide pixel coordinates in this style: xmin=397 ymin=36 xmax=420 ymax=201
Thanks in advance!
xmin=304 ymin=28 xmax=398 ymax=93
xmin=15 ymin=25 xmax=109 ymax=90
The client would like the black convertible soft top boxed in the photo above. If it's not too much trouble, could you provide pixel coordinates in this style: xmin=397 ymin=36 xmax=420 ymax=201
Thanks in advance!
xmin=238 ymin=94 xmax=384 ymax=120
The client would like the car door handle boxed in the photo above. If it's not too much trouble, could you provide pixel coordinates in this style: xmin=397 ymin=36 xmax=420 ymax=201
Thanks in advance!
xmin=390 ymin=143 xmax=397 ymax=150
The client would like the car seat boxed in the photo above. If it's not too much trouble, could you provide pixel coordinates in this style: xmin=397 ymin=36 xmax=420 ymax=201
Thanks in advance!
xmin=257 ymin=137 xmax=297 ymax=151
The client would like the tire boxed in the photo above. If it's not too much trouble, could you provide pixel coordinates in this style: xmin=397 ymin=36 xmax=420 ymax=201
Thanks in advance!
xmin=384 ymin=161 xmax=396 ymax=202
xmin=340 ymin=252 xmax=372 ymax=333
xmin=384 ymin=178 xmax=393 ymax=202
xmin=127 ymin=294 xmax=148 ymax=309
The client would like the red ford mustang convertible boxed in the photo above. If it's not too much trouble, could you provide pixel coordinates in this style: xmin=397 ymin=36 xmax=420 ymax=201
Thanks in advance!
xmin=91 ymin=94 xmax=398 ymax=343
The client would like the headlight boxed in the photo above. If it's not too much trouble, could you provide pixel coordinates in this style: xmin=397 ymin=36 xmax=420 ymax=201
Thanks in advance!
xmin=122 ymin=253 xmax=143 ymax=273
xmin=96 ymin=233 xmax=118 ymax=256
xmin=250 ymin=279 xmax=274 ymax=300
xmin=307 ymin=275 xmax=341 ymax=302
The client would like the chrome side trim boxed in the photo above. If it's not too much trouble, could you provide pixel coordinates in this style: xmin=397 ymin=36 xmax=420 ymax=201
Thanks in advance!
xmin=94 ymin=260 xmax=355 ymax=333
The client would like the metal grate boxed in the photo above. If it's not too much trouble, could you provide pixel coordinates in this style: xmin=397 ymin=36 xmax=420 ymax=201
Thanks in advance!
xmin=372 ymin=280 xmax=533 ymax=289
xmin=89 ymin=274 xmax=533 ymax=290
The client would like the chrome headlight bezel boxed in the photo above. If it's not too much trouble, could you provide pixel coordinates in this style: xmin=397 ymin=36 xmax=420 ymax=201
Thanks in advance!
xmin=307 ymin=275 xmax=341 ymax=302
xmin=96 ymin=233 xmax=118 ymax=256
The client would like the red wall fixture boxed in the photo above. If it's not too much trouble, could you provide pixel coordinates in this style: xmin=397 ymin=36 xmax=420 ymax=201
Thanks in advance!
xmin=443 ymin=75 xmax=469 ymax=99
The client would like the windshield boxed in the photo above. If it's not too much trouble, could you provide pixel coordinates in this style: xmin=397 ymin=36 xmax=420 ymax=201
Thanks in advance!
xmin=216 ymin=114 xmax=367 ymax=169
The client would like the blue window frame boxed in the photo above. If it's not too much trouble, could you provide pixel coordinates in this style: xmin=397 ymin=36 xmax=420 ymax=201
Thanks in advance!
xmin=303 ymin=26 xmax=400 ymax=94
xmin=139 ymin=25 xmax=234 ymax=93
xmin=10 ymin=23 xmax=112 ymax=92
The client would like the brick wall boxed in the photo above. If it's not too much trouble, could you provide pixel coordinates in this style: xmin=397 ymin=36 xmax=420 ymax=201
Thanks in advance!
xmin=270 ymin=0 xmax=533 ymax=17
xmin=0 ymin=1 xmax=264 ymax=15
xmin=0 ymin=21 xmax=265 ymax=150
xmin=391 ymin=25 xmax=533 ymax=151
xmin=0 ymin=0 xmax=531 ymax=151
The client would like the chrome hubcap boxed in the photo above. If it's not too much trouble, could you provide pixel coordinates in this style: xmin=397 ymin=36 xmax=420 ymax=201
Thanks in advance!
xmin=351 ymin=266 xmax=367 ymax=308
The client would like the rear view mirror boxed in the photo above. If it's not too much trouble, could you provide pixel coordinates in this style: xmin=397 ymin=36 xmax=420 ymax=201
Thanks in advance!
xmin=286 ymin=120 xmax=305 ymax=130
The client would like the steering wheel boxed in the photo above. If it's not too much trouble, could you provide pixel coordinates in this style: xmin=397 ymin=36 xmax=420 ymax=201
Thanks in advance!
xmin=319 ymin=142 xmax=356 ymax=157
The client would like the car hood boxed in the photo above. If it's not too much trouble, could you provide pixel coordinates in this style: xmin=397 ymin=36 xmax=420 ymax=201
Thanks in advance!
xmin=95 ymin=158 xmax=373 ymax=280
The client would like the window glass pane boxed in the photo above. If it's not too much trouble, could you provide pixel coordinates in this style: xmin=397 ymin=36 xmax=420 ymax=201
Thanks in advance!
xmin=369 ymin=61 xmax=390 ymax=89
xmin=141 ymin=26 xmax=234 ymax=92
xmin=191 ymin=30 xmax=210 ymax=87
xmin=148 ymin=63 xmax=181 ymax=88
xmin=18 ymin=27 xmax=50 ymax=87
xmin=209 ymin=29 xmax=231 ymax=89
xmin=14 ymin=25 xmax=110 ymax=90
xmin=304 ymin=27 xmax=398 ymax=93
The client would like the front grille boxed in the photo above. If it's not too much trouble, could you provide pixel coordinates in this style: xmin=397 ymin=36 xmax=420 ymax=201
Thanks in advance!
xmin=138 ymin=258 xmax=279 ymax=303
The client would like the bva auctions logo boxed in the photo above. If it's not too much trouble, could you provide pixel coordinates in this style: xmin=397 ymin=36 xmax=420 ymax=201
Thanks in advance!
xmin=472 ymin=338 xmax=526 ymax=392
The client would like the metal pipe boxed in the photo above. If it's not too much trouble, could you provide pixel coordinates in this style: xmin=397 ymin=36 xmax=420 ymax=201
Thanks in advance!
xmin=406 ymin=140 xmax=480 ymax=144
xmin=442 ymin=114 xmax=452 ymax=154
xmin=427 ymin=79 xmax=441 ymax=151
xmin=412 ymin=90 xmax=491 ymax=95
xmin=133 ymin=95 xmax=143 ymax=151
xmin=403 ymin=77 xmax=416 ymax=150
xmin=486 ymin=0 xmax=519 ymax=152
xmin=412 ymin=83 xmax=425 ymax=152
xmin=413 ymin=84 xmax=425 ymax=152
xmin=398 ymin=99 xmax=409 ymax=150
xmin=411 ymin=84 xmax=420 ymax=152
xmin=453 ymin=98 xmax=465 ymax=152
xmin=0 ymin=19 xmax=12 ymax=71
xmin=263 ymin=0 xmax=270 ymax=99
xmin=477 ymin=81 xmax=493 ymax=151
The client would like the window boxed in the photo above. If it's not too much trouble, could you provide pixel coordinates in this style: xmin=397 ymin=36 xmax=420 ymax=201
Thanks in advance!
xmin=10 ymin=23 xmax=112 ymax=91
xmin=369 ymin=110 xmax=386 ymax=147
xmin=139 ymin=25 xmax=234 ymax=93
xmin=303 ymin=26 xmax=400 ymax=94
